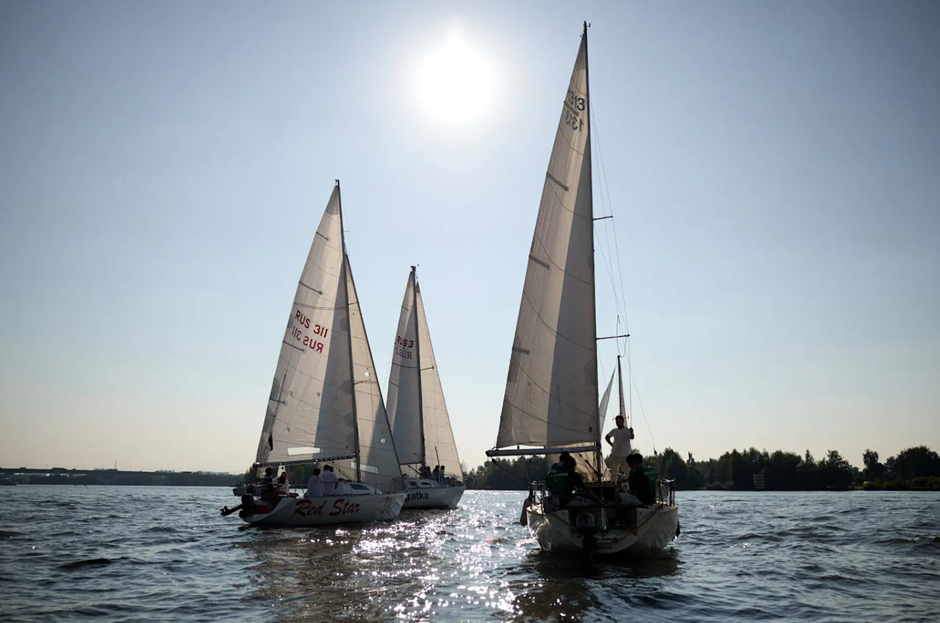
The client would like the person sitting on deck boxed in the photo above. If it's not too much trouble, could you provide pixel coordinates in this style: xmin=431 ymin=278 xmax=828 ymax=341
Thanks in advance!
xmin=304 ymin=467 xmax=324 ymax=498
xmin=258 ymin=467 xmax=282 ymax=507
xmin=546 ymin=452 xmax=601 ymax=507
xmin=320 ymin=465 xmax=338 ymax=495
xmin=277 ymin=472 xmax=296 ymax=497
xmin=627 ymin=453 xmax=656 ymax=506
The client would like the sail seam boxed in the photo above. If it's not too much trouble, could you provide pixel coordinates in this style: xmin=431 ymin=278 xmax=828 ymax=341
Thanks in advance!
xmin=531 ymin=236 xmax=593 ymax=288
xmin=520 ymin=288 xmax=595 ymax=351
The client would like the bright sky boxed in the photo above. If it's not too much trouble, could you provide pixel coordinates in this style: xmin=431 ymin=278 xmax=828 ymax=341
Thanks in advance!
xmin=1 ymin=1 xmax=938 ymax=473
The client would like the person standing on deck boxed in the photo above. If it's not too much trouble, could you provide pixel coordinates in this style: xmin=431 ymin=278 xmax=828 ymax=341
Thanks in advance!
xmin=605 ymin=415 xmax=634 ymax=481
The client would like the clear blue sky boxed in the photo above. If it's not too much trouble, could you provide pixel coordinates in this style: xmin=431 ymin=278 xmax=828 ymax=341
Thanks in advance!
xmin=1 ymin=1 xmax=938 ymax=472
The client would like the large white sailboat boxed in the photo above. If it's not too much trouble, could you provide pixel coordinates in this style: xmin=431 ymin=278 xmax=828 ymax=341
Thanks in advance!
xmin=485 ymin=24 xmax=679 ymax=555
xmin=386 ymin=267 xmax=465 ymax=509
xmin=224 ymin=181 xmax=406 ymax=526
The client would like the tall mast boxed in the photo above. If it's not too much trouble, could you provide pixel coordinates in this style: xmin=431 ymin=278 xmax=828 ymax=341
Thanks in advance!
xmin=337 ymin=179 xmax=362 ymax=482
xmin=583 ymin=21 xmax=602 ymax=474
xmin=618 ymin=355 xmax=627 ymax=426
xmin=412 ymin=266 xmax=427 ymax=467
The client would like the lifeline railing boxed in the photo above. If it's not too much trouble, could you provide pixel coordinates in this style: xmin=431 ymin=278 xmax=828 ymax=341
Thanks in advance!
xmin=657 ymin=478 xmax=676 ymax=506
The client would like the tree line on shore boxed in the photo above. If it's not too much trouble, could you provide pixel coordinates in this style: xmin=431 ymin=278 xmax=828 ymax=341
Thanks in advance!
xmin=8 ymin=471 xmax=237 ymax=486
xmin=463 ymin=445 xmax=940 ymax=491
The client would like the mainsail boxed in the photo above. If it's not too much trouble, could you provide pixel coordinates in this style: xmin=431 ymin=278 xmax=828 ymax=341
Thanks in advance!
xmin=493 ymin=28 xmax=598 ymax=455
xmin=387 ymin=267 xmax=463 ymax=479
xmin=254 ymin=181 xmax=403 ymax=493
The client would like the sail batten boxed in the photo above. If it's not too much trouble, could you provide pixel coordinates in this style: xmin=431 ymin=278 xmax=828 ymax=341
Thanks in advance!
xmin=495 ymin=31 xmax=598 ymax=451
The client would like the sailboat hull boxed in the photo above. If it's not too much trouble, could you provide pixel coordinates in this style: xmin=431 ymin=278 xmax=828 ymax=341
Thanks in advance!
xmin=527 ymin=502 xmax=678 ymax=556
xmin=242 ymin=492 xmax=406 ymax=527
xmin=401 ymin=480 xmax=465 ymax=509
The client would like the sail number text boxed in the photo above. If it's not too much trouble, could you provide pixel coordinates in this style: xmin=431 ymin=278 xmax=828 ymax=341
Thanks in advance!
xmin=395 ymin=335 xmax=414 ymax=360
xmin=291 ymin=309 xmax=329 ymax=353
xmin=565 ymin=89 xmax=586 ymax=132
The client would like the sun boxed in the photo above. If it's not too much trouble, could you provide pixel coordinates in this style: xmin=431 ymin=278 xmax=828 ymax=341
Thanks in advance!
xmin=416 ymin=31 xmax=495 ymax=125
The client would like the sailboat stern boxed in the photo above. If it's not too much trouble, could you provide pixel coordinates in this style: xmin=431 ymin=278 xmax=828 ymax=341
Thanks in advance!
xmin=524 ymin=480 xmax=679 ymax=556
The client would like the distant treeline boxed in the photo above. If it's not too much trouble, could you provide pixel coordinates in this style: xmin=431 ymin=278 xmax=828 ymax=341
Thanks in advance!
xmin=7 ymin=472 xmax=237 ymax=487
xmin=464 ymin=446 xmax=940 ymax=492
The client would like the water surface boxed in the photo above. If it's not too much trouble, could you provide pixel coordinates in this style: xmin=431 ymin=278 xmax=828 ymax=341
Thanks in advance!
xmin=2 ymin=487 xmax=938 ymax=621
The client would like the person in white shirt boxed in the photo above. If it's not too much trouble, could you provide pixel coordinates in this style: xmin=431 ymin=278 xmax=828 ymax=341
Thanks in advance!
xmin=319 ymin=465 xmax=338 ymax=495
xmin=605 ymin=415 xmax=635 ymax=481
xmin=304 ymin=467 xmax=324 ymax=498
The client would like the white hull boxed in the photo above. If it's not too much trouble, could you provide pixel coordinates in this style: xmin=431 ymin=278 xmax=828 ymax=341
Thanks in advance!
xmin=402 ymin=481 xmax=465 ymax=509
xmin=242 ymin=492 xmax=405 ymax=527
xmin=527 ymin=502 xmax=679 ymax=556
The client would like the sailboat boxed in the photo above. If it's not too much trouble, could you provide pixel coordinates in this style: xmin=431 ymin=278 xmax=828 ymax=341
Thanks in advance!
xmin=224 ymin=181 xmax=406 ymax=527
xmin=386 ymin=267 xmax=466 ymax=509
xmin=485 ymin=24 xmax=679 ymax=555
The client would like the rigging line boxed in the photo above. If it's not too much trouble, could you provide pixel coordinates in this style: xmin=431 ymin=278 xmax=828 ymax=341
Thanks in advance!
xmin=628 ymin=362 xmax=655 ymax=455
xmin=593 ymin=227 xmax=625 ymax=331
xmin=590 ymin=105 xmax=631 ymax=336
xmin=589 ymin=144 xmax=627 ymax=337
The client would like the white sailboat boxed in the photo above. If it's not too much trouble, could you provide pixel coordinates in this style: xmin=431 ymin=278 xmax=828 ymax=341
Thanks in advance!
xmin=386 ymin=267 xmax=465 ymax=509
xmin=224 ymin=181 xmax=406 ymax=526
xmin=485 ymin=24 xmax=679 ymax=555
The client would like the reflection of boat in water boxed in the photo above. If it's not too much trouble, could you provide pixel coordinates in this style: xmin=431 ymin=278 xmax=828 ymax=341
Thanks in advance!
xmin=507 ymin=549 xmax=681 ymax=617
xmin=485 ymin=23 xmax=679 ymax=556
xmin=223 ymin=181 xmax=405 ymax=526
xmin=0 ymin=478 xmax=16 ymax=486
xmin=386 ymin=266 xmax=465 ymax=509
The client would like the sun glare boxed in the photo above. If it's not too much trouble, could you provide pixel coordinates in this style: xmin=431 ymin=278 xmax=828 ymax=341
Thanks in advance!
xmin=416 ymin=31 xmax=495 ymax=125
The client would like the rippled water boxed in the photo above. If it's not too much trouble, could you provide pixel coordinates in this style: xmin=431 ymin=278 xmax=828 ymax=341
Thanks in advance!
xmin=2 ymin=486 xmax=939 ymax=622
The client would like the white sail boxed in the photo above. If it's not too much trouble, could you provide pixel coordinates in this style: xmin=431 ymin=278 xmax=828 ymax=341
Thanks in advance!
xmin=387 ymin=269 xmax=463 ymax=479
xmin=386 ymin=272 xmax=423 ymax=466
xmin=340 ymin=254 xmax=404 ymax=493
xmin=415 ymin=279 xmax=463 ymax=479
xmin=548 ymin=368 xmax=616 ymax=478
xmin=255 ymin=185 xmax=356 ymax=466
xmin=496 ymin=33 xmax=597 ymax=452
xmin=598 ymin=368 xmax=616 ymax=436
xmin=254 ymin=182 xmax=403 ymax=493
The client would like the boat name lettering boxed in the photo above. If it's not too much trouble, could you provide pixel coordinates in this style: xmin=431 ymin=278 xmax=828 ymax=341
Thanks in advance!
xmin=329 ymin=498 xmax=361 ymax=516
xmin=407 ymin=492 xmax=429 ymax=501
xmin=291 ymin=499 xmax=328 ymax=517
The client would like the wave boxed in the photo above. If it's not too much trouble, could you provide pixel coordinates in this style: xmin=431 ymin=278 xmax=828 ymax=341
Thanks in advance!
xmin=58 ymin=558 xmax=115 ymax=570
xmin=143 ymin=526 xmax=181 ymax=534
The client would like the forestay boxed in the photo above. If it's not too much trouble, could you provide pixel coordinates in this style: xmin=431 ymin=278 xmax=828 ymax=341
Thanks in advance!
xmin=495 ymin=33 xmax=598 ymax=452
xmin=342 ymin=254 xmax=404 ymax=493
xmin=414 ymin=279 xmax=462 ymax=479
